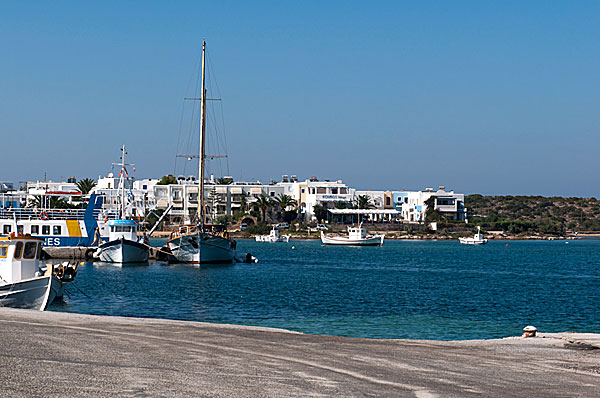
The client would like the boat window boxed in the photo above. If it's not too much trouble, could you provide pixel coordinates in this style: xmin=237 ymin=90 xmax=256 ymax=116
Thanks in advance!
xmin=53 ymin=226 xmax=62 ymax=235
xmin=3 ymin=225 xmax=11 ymax=234
xmin=23 ymin=242 xmax=37 ymax=259
xmin=0 ymin=246 xmax=7 ymax=258
xmin=14 ymin=242 xmax=23 ymax=259
xmin=36 ymin=243 xmax=42 ymax=259
xmin=42 ymin=225 xmax=50 ymax=235
xmin=17 ymin=225 xmax=24 ymax=234
xmin=31 ymin=225 xmax=40 ymax=234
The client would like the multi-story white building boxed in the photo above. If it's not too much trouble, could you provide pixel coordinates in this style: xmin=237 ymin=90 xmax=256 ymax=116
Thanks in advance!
xmin=393 ymin=187 xmax=467 ymax=223
xmin=279 ymin=176 xmax=353 ymax=221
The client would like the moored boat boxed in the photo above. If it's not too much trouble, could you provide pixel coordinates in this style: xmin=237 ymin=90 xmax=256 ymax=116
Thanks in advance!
xmin=459 ymin=226 xmax=488 ymax=245
xmin=255 ymin=227 xmax=291 ymax=243
xmin=0 ymin=234 xmax=66 ymax=310
xmin=165 ymin=41 xmax=236 ymax=265
xmin=0 ymin=194 xmax=109 ymax=247
xmin=321 ymin=223 xmax=384 ymax=246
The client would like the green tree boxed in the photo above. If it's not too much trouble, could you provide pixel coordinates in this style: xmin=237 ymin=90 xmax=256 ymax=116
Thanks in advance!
xmin=216 ymin=177 xmax=234 ymax=185
xmin=312 ymin=204 xmax=329 ymax=223
xmin=424 ymin=196 xmax=441 ymax=222
xmin=157 ymin=175 xmax=177 ymax=185
xmin=354 ymin=195 xmax=375 ymax=209
xmin=206 ymin=187 xmax=221 ymax=222
xmin=239 ymin=193 xmax=248 ymax=212
xmin=255 ymin=194 xmax=272 ymax=223
xmin=273 ymin=194 xmax=297 ymax=221
xmin=76 ymin=178 xmax=96 ymax=194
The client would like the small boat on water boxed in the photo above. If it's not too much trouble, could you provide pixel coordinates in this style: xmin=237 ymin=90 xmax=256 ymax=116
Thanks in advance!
xmin=459 ymin=226 xmax=488 ymax=245
xmin=95 ymin=219 xmax=149 ymax=263
xmin=0 ymin=234 xmax=77 ymax=310
xmin=94 ymin=146 xmax=149 ymax=263
xmin=255 ymin=227 xmax=291 ymax=243
xmin=321 ymin=223 xmax=384 ymax=246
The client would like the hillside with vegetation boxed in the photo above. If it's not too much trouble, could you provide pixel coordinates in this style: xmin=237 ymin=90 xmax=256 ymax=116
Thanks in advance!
xmin=465 ymin=195 xmax=600 ymax=235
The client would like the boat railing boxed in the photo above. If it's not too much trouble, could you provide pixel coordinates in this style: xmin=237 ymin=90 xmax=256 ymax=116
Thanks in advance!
xmin=0 ymin=208 xmax=120 ymax=221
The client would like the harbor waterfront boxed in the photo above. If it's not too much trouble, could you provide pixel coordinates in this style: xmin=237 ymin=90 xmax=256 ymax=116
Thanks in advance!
xmin=48 ymin=238 xmax=600 ymax=340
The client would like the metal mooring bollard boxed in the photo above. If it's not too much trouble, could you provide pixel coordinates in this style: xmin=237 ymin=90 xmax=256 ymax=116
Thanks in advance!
xmin=522 ymin=325 xmax=537 ymax=338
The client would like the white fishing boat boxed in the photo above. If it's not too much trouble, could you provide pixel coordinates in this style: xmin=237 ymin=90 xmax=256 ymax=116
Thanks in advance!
xmin=321 ymin=223 xmax=384 ymax=246
xmin=459 ymin=226 xmax=488 ymax=245
xmin=94 ymin=146 xmax=149 ymax=263
xmin=255 ymin=227 xmax=291 ymax=243
xmin=95 ymin=219 xmax=149 ymax=263
xmin=0 ymin=234 xmax=63 ymax=310
xmin=166 ymin=41 xmax=235 ymax=264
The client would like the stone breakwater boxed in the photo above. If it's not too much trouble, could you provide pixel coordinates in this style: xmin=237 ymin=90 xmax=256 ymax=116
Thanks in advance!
xmin=1 ymin=308 xmax=599 ymax=397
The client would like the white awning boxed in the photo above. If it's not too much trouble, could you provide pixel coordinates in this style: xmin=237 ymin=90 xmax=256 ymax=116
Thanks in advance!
xmin=328 ymin=209 xmax=400 ymax=215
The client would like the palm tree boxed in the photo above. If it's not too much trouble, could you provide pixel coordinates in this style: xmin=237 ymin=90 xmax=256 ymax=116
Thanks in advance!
xmin=355 ymin=195 xmax=375 ymax=209
xmin=76 ymin=178 xmax=97 ymax=194
xmin=274 ymin=194 xmax=297 ymax=221
xmin=255 ymin=194 xmax=272 ymax=223
xmin=239 ymin=193 xmax=248 ymax=213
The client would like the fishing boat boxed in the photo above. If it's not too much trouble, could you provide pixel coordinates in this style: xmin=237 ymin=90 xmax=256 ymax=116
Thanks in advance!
xmin=321 ymin=223 xmax=384 ymax=246
xmin=94 ymin=146 xmax=149 ymax=263
xmin=0 ymin=234 xmax=71 ymax=310
xmin=255 ymin=227 xmax=291 ymax=243
xmin=0 ymin=194 xmax=109 ymax=247
xmin=166 ymin=41 xmax=236 ymax=264
xmin=459 ymin=226 xmax=488 ymax=245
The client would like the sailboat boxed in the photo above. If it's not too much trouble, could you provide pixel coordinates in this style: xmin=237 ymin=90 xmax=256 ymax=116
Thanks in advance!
xmin=94 ymin=146 xmax=149 ymax=263
xmin=166 ymin=41 xmax=236 ymax=264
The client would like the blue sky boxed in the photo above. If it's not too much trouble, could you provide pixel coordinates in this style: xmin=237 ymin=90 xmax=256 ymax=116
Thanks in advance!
xmin=1 ymin=1 xmax=598 ymax=196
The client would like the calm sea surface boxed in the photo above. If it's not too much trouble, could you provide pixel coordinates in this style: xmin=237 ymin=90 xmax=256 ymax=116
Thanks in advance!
xmin=50 ymin=239 xmax=600 ymax=340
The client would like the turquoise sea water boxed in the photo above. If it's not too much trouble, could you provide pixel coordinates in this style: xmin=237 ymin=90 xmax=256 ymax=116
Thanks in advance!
xmin=50 ymin=239 xmax=600 ymax=340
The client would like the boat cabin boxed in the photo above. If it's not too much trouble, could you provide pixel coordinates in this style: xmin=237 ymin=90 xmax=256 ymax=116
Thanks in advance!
xmin=107 ymin=219 xmax=139 ymax=242
xmin=0 ymin=235 xmax=44 ymax=283
xmin=347 ymin=225 xmax=368 ymax=240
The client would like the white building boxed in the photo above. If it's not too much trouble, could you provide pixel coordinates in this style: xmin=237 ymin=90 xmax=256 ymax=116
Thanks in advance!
xmin=393 ymin=187 xmax=467 ymax=223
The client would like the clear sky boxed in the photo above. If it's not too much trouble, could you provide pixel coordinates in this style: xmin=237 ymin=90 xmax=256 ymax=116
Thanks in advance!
xmin=1 ymin=1 xmax=598 ymax=196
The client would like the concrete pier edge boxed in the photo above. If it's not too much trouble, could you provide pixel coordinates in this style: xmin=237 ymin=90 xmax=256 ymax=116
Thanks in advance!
xmin=1 ymin=308 xmax=599 ymax=397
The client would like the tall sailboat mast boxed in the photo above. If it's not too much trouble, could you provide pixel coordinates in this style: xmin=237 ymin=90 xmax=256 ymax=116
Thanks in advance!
xmin=198 ymin=40 xmax=207 ymax=228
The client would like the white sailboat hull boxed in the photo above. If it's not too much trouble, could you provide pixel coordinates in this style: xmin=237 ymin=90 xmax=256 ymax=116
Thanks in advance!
xmin=321 ymin=233 xmax=384 ymax=246
xmin=96 ymin=238 xmax=149 ymax=263
xmin=167 ymin=233 xmax=235 ymax=264
xmin=0 ymin=275 xmax=61 ymax=311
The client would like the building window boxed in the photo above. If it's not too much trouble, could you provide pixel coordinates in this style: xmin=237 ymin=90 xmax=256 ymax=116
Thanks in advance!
xmin=339 ymin=188 xmax=347 ymax=194
xmin=53 ymin=226 xmax=61 ymax=235
xmin=31 ymin=225 xmax=39 ymax=234
xmin=331 ymin=188 xmax=338 ymax=194
xmin=301 ymin=189 xmax=305 ymax=194
xmin=317 ymin=188 xmax=326 ymax=194
xmin=270 ymin=192 xmax=275 ymax=197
